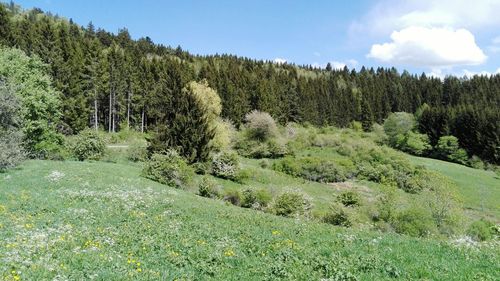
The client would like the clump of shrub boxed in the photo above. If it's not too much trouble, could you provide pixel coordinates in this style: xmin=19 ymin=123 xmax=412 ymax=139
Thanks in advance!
xmin=241 ymin=187 xmax=272 ymax=209
xmin=192 ymin=162 xmax=209 ymax=175
xmin=467 ymin=219 xmax=497 ymax=241
xmin=259 ymin=159 xmax=270 ymax=169
xmin=244 ymin=110 xmax=278 ymax=141
xmin=198 ymin=177 xmax=221 ymax=199
xmin=322 ymin=205 xmax=352 ymax=227
xmin=223 ymin=190 xmax=242 ymax=206
xmin=337 ymin=191 xmax=361 ymax=207
xmin=392 ymin=206 xmax=437 ymax=237
xmin=127 ymin=141 xmax=148 ymax=162
xmin=211 ymin=151 xmax=240 ymax=180
xmin=0 ymin=132 xmax=25 ymax=172
xmin=435 ymin=135 xmax=468 ymax=165
xmin=273 ymin=157 xmax=347 ymax=183
xmin=142 ymin=150 xmax=194 ymax=188
xmin=270 ymin=189 xmax=312 ymax=217
xmin=71 ymin=129 xmax=106 ymax=161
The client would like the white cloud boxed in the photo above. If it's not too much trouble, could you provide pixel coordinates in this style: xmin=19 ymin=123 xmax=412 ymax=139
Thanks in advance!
xmin=273 ymin=58 xmax=287 ymax=64
xmin=368 ymin=27 xmax=487 ymax=67
xmin=357 ymin=0 xmax=500 ymax=35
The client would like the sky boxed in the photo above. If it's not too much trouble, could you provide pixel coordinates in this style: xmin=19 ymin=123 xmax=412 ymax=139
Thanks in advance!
xmin=11 ymin=0 xmax=500 ymax=77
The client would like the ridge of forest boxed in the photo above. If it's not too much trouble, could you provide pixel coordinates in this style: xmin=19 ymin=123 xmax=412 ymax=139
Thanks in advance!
xmin=0 ymin=2 xmax=498 ymax=163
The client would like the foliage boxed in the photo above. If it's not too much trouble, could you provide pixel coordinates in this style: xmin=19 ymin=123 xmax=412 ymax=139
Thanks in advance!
xmin=0 ymin=81 xmax=24 ymax=171
xmin=435 ymin=135 xmax=469 ymax=164
xmin=240 ymin=188 xmax=272 ymax=209
xmin=198 ymin=176 xmax=221 ymax=199
xmin=273 ymin=157 xmax=347 ymax=183
xmin=393 ymin=206 xmax=437 ymax=237
xmin=244 ymin=110 xmax=279 ymax=141
xmin=337 ymin=191 xmax=361 ymax=207
xmin=467 ymin=220 xmax=496 ymax=241
xmin=223 ymin=189 xmax=242 ymax=206
xmin=0 ymin=47 xmax=63 ymax=156
xmin=148 ymin=82 xmax=216 ymax=163
xmin=70 ymin=129 xmax=106 ymax=161
xmin=383 ymin=112 xmax=416 ymax=148
xmin=401 ymin=131 xmax=431 ymax=156
xmin=322 ymin=205 xmax=352 ymax=227
xmin=142 ymin=150 xmax=194 ymax=188
xmin=271 ymin=190 xmax=312 ymax=217
xmin=210 ymin=151 xmax=240 ymax=180
xmin=127 ymin=141 xmax=148 ymax=162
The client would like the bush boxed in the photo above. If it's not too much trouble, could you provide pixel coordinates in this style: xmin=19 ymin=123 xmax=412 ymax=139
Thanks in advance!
xmin=259 ymin=159 xmax=270 ymax=169
xmin=435 ymin=136 xmax=468 ymax=164
xmin=211 ymin=151 xmax=240 ymax=180
xmin=223 ymin=190 xmax=242 ymax=206
xmin=192 ymin=162 xmax=209 ymax=175
xmin=383 ymin=112 xmax=416 ymax=147
xmin=198 ymin=177 xmax=221 ymax=199
xmin=323 ymin=205 xmax=352 ymax=227
xmin=402 ymin=132 xmax=431 ymax=156
xmin=337 ymin=191 xmax=361 ymax=207
xmin=271 ymin=190 xmax=312 ymax=217
xmin=127 ymin=141 xmax=148 ymax=162
xmin=392 ymin=206 xmax=437 ymax=237
xmin=273 ymin=157 xmax=347 ymax=183
xmin=241 ymin=188 xmax=272 ymax=209
xmin=71 ymin=129 xmax=106 ymax=161
xmin=467 ymin=220 xmax=496 ymax=241
xmin=244 ymin=110 xmax=278 ymax=141
xmin=142 ymin=150 xmax=194 ymax=188
xmin=0 ymin=132 xmax=24 ymax=172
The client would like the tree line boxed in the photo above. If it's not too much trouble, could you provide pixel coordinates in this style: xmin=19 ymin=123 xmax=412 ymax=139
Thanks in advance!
xmin=0 ymin=3 xmax=498 ymax=163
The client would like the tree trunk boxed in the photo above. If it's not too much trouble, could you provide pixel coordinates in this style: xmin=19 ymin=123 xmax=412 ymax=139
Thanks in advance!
xmin=94 ymin=91 xmax=98 ymax=131
xmin=141 ymin=107 xmax=145 ymax=133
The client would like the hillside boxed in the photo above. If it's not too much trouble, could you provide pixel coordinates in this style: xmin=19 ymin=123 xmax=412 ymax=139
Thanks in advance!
xmin=1 ymin=160 xmax=498 ymax=280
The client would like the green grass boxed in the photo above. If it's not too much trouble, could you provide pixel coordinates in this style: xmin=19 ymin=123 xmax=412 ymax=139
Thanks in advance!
xmin=0 ymin=160 xmax=498 ymax=280
xmin=409 ymin=156 xmax=500 ymax=220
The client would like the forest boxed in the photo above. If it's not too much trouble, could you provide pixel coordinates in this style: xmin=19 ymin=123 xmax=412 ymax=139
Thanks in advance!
xmin=0 ymin=2 xmax=498 ymax=164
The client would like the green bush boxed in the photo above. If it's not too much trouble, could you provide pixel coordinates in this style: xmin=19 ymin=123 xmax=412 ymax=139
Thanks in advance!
xmin=211 ymin=151 xmax=240 ymax=180
xmin=244 ymin=110 xmax=278 ymax=141
xmin=259 ymin=159 xmax=270 ymax=169
xmin=273 ymin=157 xmax=347 ymax=183
xmin=198 ymin=177 xmax=221 ymax=199
xmin=127 ymin=141 xmax=148 ymax=162
xmin=322 ymin=205 xmax=352 ymax=227
xmin=192 ymin=162 xmax=209 ymax=175
xmin=467 ymin=220 xmax=496 ymax=241
xmin=337 ymin=191 xmax=361 ymax=207
xmin=71 ymin=129 xmax=106 ymax=161
xmin=142 ymin=150 xmax=194 ymax=188
xmin=271 ymin=190 xmax=312 ymax=217
xmin=402 ymin=132 xmax=431 ymax=156
xmin=435 ymin=135 xmax=468 ymax=164
xmin=0 ymin=132 xmax=24 ymax=172
xmin=393 ymin=207 xmax=437 ymax=237
xmin=223 ymin=190 xmax=242 ymax=206
xmin=383 ymin=112 xmax=415 ymax=147
xmin=0 ymin=84 xmax=25 ymax=171
xmin=241 ymin=187 xmax=272 ymax=209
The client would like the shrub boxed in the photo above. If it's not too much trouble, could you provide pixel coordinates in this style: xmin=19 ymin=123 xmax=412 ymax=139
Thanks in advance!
xmin=142 ymin=150 xmax=194 ymax=188
xmin=241 ymin=187 xmax=272 ymax=209
xmin=259 ymin=159 xmax=270 ymax=169
xmin=383 ymin=112 xmax=415 ymax=147
xmin=0 ymin=132 xmax=24 ymax=172
xmin=467 ymin=220 xmax=496 ymax=241
xmin=273 ymin=157 xmax=347 ymax=183
xmin=337 ymin=191 xmax=361 ymax=207
xmin=198 ymin=177 xmax=221 ymax=199
xmin=211 ymin=151 xmax=240 ymax=180
xmin=127 ymin=141 xmax=148 ymax=162
xmin=244 ymin=110 xmax=278 ymax=141
xmin=271 ymin=190 xmax=312 ymax=217
xmin=192 ymin=162 xmax=209 ymax=175
xmin=323 ymin=205 xmax=352 ymax=227
xmin=402 ymin=132 xmax=431 ymax=156
xmin=71 ymin=129 xmax=106 ymax=161
xmin=223 ymin=190 xmax=242 ymax=206
xmin=211 ymin=118 xmax=235 ymax=151
xmin=468 ymin=155 xmax=485 ymax=170
xmin=393 ymin=206 xmax=437 ymax=237
xmin=349 ymin=121 xmax=363 ymax=132
xmin=234 ymin=168 xmax=252 ymax=183
xmin=435 ymin=135 xmax=468 ymax=164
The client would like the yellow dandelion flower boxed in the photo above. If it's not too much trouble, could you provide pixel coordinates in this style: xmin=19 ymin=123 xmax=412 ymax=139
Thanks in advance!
xmin=137 ymin=268 xmax=142 ymax=273
xmin=224 ymin=249 xmax=235 ymax=257
xmin=272 ymin=230 xmax=280 ymax=235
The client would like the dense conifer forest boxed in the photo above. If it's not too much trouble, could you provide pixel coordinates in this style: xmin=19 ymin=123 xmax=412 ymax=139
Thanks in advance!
xmin=0 ymin=2 xmax=498 ymax=163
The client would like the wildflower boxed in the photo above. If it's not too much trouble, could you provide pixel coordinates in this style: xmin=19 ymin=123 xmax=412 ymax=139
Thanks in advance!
xmin=272 ymin=230 xmax=280 ymax=235
xmin=224 ymin=249 xmax=235 ymax=257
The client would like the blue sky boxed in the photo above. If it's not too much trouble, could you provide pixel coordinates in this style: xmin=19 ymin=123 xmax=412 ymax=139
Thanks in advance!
xmin=11 ymin=0 xmax=500 ymax=77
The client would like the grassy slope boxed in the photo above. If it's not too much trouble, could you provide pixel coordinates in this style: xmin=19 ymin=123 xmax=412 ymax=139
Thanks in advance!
xmin=0 ymin=160 xmax=498 ymax=280
xmin=409 ymin=156 xmax=500 ymax=220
